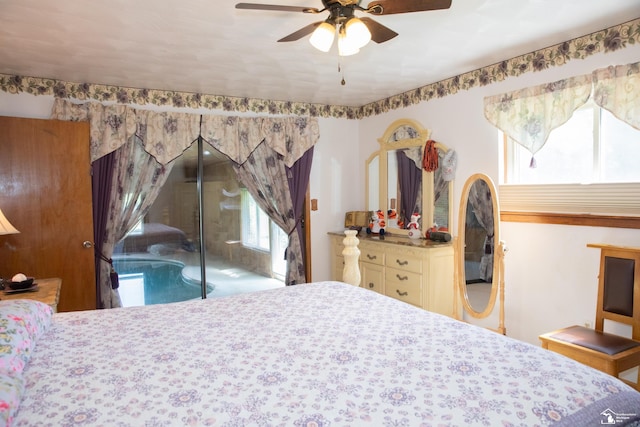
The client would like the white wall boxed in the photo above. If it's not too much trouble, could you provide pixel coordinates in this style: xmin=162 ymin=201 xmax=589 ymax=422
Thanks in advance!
xmin=358 ymin=44 xmax=640 ymax=345
xmin=308 ymin=117 xmax=361 ymax=282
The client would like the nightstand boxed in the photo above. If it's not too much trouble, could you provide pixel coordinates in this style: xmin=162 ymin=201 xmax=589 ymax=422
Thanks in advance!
xmin=2 ymin=277 xmax=62 ymax=313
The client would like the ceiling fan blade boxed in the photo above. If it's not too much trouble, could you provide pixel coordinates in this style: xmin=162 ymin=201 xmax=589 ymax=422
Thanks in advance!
xmin=360 ymin=17 xmax=398 ymax=43
xmin=366 ymin=0 xmax=452 ymax=15
xmin=277 ymin=22 xmax=321 ymax=42
xmin=235 ymin=3 xmax=320 ymax=13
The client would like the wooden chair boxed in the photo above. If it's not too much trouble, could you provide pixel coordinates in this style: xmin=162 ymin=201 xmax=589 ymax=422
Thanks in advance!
xmin=539 ymin=243 xmax=640 ymax=391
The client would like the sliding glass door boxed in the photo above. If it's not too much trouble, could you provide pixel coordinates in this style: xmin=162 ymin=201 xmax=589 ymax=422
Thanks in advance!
xmin=114 ymin=142 xmax=285 ymax=307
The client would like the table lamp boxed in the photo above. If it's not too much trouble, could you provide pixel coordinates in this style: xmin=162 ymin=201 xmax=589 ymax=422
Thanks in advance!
xmin=0 ymin=207 xmax=20 ymax=283
xmin=0 ymin=208 xmax=20 ymax=236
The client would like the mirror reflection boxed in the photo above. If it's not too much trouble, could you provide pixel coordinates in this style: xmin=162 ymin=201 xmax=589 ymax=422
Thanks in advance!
xmin=433 ymin=148 xmax=450 ymax=231
xmin=365 ymin=119 xmax=453 ymax=236
xmin=387 ymin=147 xmax=422 ymax=229
xmin=367 ymin=154 xmax=379 ymax=212
xmin=463 ymin=178 xmax=495 ymax=313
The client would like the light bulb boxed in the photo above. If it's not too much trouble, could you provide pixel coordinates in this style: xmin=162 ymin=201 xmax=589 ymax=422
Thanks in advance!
xmin=338 ymin=27 xmax=360 ymax=56
xmin=344 ymin=17 xmax=371 ymax=49
xmin=309 ymin=21 xmax=336 ymax=52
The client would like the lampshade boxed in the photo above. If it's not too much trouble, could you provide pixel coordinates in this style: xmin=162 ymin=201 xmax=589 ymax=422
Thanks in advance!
xmin=337 ymin=28 xmax=360 ymax=57
xmin=0 ymin=208 xmax=20 ymax=235
xmin=344 ymin=17 xmax=371 ymax=49
xmin=309 ymin=21 xmax=336 ymax=53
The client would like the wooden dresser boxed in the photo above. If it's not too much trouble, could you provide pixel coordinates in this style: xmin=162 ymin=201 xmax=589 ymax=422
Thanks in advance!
xmin=329 ymin=232 xmax=455 ymax=317
xmin=2 ymin=277 xmax=62 ymax=313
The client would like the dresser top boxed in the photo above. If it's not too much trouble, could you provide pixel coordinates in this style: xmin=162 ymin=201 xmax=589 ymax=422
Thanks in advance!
xmin=329 ymin=230 xmax=453 ymax=249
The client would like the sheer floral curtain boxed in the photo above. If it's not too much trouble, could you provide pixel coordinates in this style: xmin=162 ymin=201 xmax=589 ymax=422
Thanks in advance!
xmin=433 ymin=148 xmax=449 ymax=205
xmin=593 ymin=61 xmax=640 ymax=130
xmin=100 ymin=138 xmax=175 ymax=307
xmin=484 ymin=75 xmax=592 ymax=167
xmin=201 ymin=116 xmax=320 ymax=286
xmin=233 ymin=143 xmax=306 ymax=285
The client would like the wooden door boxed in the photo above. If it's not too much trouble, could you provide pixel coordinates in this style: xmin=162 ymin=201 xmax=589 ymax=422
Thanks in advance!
xmin=0 ymin=116 xmax=96 ymax=312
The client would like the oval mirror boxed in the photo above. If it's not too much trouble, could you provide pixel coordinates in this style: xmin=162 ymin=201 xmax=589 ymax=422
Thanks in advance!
xmin=457 ymin=173 xmax=502 ymax=322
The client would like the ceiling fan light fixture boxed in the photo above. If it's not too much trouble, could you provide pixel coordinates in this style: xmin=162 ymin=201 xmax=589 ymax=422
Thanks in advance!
xmin=344 ymin=17 xmax=371 ymax=49
xmin=309 ymin=21 xmax=335 ymax=52
xmin=337 ymin=28 xmax=360 ymax=57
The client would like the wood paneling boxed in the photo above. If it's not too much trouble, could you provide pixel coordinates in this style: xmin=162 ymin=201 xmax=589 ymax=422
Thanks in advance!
xmin=0 ymin=117 xmax=96 ymax=311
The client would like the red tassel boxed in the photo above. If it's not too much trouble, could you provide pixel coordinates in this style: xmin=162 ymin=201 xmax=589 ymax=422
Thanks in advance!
xmin=422 ymin=140 xmax=439 ymax=172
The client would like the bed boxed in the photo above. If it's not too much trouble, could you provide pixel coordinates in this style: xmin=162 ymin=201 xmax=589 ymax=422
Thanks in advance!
xmin=113 ymin=223 xmax=195 ymax=254
xmin=4 ymin=282 xmax=640 ymax=426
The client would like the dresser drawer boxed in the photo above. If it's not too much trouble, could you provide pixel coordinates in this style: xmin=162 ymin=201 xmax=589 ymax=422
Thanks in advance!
xmin=385 ymin=251 xmax=422 ymax=273
xmin=360 ymin=245 xmax=385 ymax=266
xmin=361 ymin=262 xmax=384 ymax=294
xmin=385 ymin=268 xmax=422 ymax=306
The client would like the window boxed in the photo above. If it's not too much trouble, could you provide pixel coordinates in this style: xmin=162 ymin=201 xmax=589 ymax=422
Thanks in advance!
xmin=129 ymin=218 xmax=144 ymax=235
xmin=240 ymin=188 xmax=288 ymax=279
xmin=500 ymin=102 xmax=640 ymax=218
xmin=241 ymin=188 xmax=270 ymax=250
xmin=505 ymin=102 xmax=640 ymax=185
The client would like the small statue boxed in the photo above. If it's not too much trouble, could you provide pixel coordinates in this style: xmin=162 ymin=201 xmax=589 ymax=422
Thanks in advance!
xmin=407 ymin=212 xmax=421 ymax=239
xmin=367 ymin=210 xmax=386 ymax=235
xmin=387 ymin=209 xmax=398 ymax=229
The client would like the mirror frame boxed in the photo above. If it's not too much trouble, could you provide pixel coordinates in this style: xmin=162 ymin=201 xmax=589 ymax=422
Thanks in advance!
xmin=366 ymin=118 xmax=453 ymax=235
xmin=456 ymin=173 xmax=505 ymax=333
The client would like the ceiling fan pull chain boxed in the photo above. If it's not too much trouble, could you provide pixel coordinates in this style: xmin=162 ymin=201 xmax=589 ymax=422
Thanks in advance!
xmin=339 ymin=60 xmax=346 ymax=86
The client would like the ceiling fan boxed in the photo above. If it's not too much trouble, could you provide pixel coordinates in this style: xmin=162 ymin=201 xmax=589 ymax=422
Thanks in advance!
xmin=235 ymin=0 xmax=452 ymax=56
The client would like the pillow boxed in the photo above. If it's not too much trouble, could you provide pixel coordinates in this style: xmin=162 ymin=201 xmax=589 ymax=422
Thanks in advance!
xmin=0 ymin=372 xmax=24 ymax=427
xmin=0 ymin=300 xmax=53 ymax=374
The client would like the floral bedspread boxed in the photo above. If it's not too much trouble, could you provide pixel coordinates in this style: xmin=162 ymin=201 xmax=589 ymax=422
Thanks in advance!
xmin=13 ymin=281 xmax=640 ymax=426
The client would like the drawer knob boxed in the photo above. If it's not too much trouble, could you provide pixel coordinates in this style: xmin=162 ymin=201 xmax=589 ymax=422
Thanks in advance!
xmin=396 ymin=274 xmax=408 ymax=281
xmin=368 ymin=282 xmax=374 ymax=289
xmin=395 ymin=259 xmax=408 ymax=266
xmin=396 ymin=289 xmax=408 ymax=296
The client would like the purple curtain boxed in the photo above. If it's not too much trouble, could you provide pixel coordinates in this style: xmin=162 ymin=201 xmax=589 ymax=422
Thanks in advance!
xmin=91 ymin=151 xmax=116 ymax=309
xmin=234 ymin=142 xmax=307 ymax=285
xmin=397 ymin=150 xmax=421 ymax=228
xmin=286 ymin=146 xmax=314 ymax=271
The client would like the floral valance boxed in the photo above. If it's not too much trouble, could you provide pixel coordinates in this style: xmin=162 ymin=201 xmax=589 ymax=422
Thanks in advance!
xmin=593 ymin=61 xmax=640 ymax=131
xmin=484 ymin=60 xmax=640 ymax=163
xmin=200 ymin=115 xmax=320 ymax=167
xmin=51 ymin=99 xmax=320 ymax=166
xmin=483 ymin=75 xmax=592 ymax=161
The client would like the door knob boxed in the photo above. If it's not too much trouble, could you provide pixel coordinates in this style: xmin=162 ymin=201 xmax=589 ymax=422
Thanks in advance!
xmin=83 ymin=241 xmax=94 ymax=248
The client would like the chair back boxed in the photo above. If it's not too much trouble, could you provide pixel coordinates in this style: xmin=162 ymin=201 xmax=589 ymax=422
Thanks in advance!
xmin=591 ymin=244 xmax=640 ymax=341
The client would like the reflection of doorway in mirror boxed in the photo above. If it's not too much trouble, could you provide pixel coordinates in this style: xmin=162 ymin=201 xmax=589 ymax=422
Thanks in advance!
xmin=464 ymin=202 xmax=492 ymax=310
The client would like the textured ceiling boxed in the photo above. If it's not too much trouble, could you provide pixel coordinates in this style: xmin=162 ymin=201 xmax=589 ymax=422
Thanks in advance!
xmin=1 ymin=0 xmax=639 ymax=107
